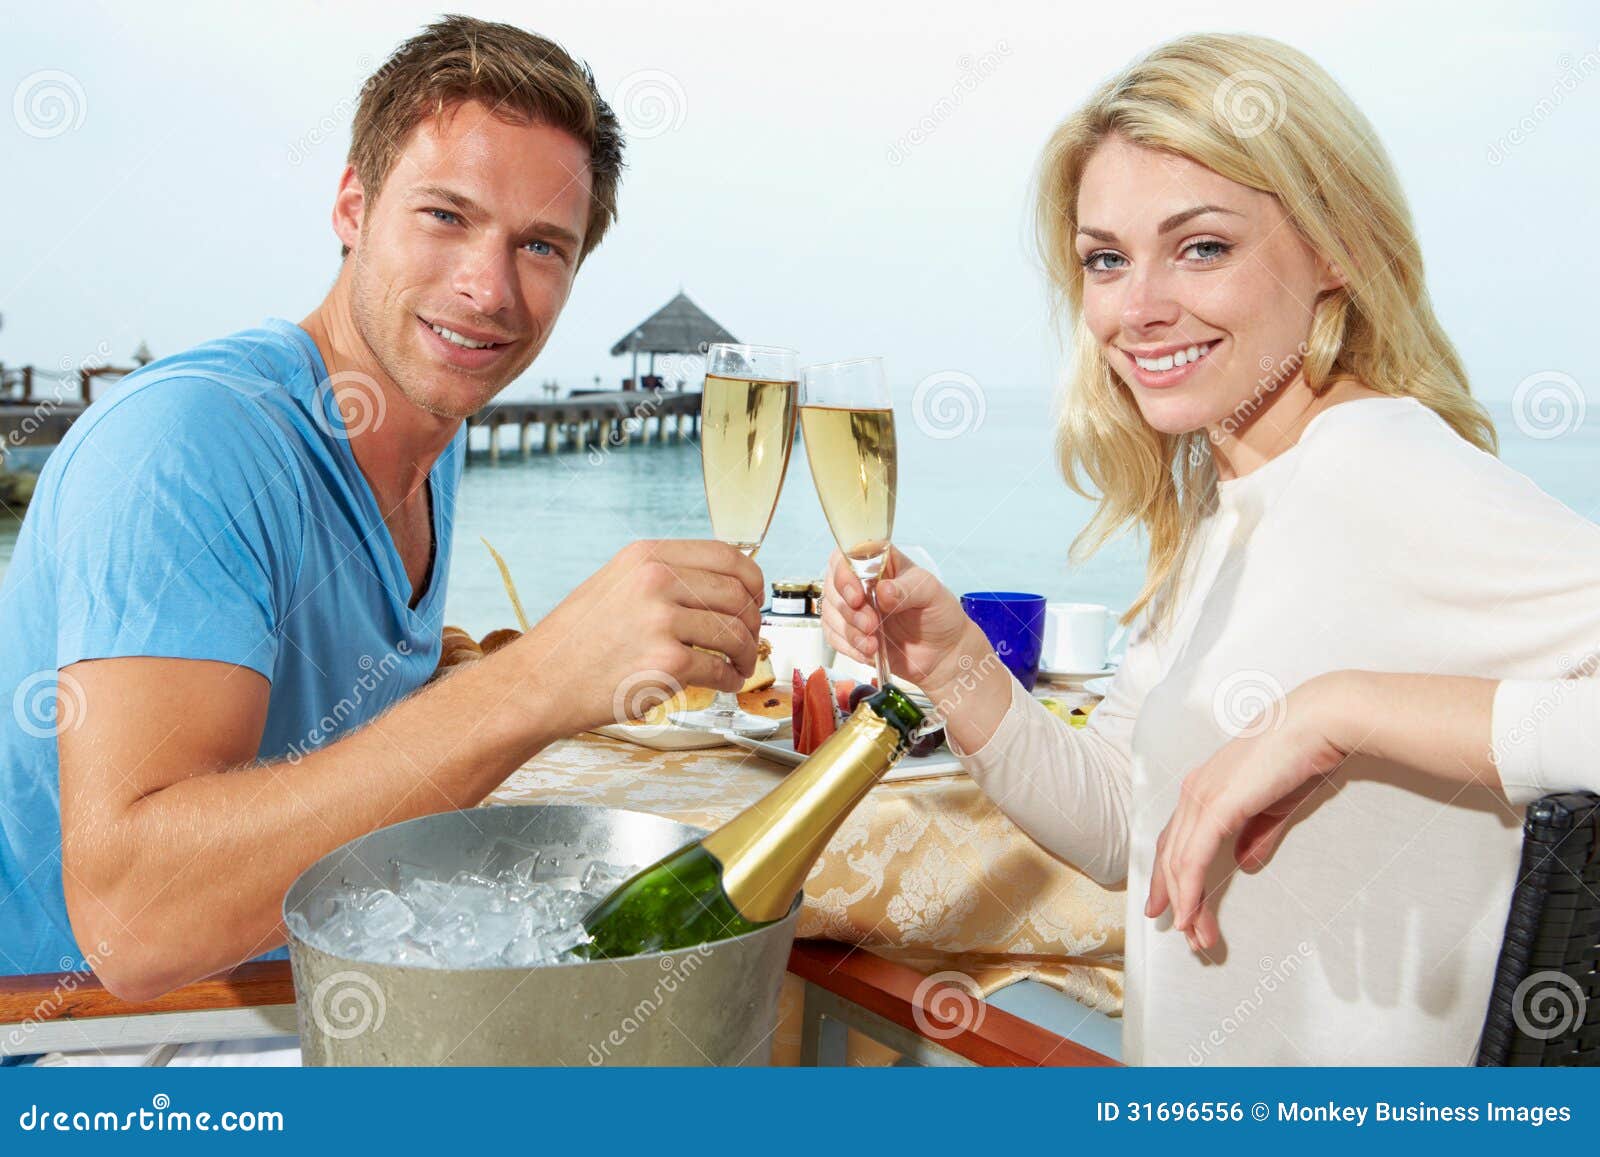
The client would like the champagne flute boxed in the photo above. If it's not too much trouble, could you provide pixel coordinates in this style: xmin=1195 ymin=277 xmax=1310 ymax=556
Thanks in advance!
xmin=799 ymin=358 xmax=897 ymax=691
xmin=670 ymin=343 xmax=798 ymax=736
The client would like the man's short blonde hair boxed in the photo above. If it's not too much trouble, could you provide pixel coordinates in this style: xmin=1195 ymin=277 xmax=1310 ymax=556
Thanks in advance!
xmin=345 ymin=14 xmax=624 ymax=260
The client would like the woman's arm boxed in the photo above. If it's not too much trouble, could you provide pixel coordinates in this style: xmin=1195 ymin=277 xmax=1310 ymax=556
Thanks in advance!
xmin=1146 ymin=668 xmax=1599 ymax=951
xmin=820 ymin=548 xmax=1157 ymax=885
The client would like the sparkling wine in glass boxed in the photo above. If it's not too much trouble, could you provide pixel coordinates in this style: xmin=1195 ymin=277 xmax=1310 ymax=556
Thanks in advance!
xmin=799 ymin=357 xmax=897 ymax=690
xmin=670 ymin=343 xmax=798 ymax=736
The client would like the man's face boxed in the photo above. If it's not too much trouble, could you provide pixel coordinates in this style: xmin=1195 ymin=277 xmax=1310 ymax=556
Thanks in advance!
xmin=340 ymin=100 xmax=593 ymax=420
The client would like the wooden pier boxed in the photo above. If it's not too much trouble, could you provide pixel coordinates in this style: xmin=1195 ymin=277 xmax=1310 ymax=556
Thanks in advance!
xmin=1 ymin=387 xmax=702 ymax=470
xmin=464 ymin=389 xmax=701 ymax=462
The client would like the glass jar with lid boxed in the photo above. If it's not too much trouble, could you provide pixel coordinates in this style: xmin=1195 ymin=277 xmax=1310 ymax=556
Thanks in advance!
xmin=761 ymin=578 xmax=833 ymax=683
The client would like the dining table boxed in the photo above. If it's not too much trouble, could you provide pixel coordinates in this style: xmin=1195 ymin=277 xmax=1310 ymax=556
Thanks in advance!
xmin=484 ymin=684 xmax=1124 ymax=1064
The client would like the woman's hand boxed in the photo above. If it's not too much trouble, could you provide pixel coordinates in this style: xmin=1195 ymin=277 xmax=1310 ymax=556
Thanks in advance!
xmin=819 ymin=547 xmax=978 ymax=696
xmin=1145 ymin=675 xmax=1350 ymax=953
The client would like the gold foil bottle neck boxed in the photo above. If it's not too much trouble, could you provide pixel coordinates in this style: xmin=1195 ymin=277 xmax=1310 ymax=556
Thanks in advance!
xmin=702 ymin=705 xmax=905 ymax=923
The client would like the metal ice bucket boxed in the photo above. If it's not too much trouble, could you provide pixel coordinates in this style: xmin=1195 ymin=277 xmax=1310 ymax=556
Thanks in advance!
xmin=284 ymin=805 xmax=801 ymax=1066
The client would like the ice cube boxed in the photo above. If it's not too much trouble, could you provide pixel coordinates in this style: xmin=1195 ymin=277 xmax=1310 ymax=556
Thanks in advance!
xmin=580 ymin=861 xmax=634 ymax=895
xmin=412 ymin=908 xmax=476 ymax=952
xmin=389 ymin=858 xmax=443 ymax=892
xmin=478 ymin=836 xmax=542 ymax=880
xmin=472 ymin=910 xmax=522 ymax=959
xmin=352 ymin=889 xmax=416 ymax=941
xmin=502 ymin=933 xmax=548 ymax=968
xmin=400 ymin=877 xmax=459 ymax=923
xmin=543 ymin=923 xmax=593 ymax=958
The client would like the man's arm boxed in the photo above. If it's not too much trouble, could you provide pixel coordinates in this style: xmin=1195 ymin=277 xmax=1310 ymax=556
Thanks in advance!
xmin=59 ymin=539 xmax=763 ymax=1001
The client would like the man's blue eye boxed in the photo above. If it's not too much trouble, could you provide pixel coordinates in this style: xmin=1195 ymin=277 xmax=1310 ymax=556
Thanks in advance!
xmin=427 ymin=209 xmax=459 ymax=224
xmin=526 ymin=239 xmax=553 ymax=256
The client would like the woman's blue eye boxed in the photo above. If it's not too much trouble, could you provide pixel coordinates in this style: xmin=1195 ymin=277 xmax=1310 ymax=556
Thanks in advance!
xmin=1082 ymin=250 xmax=1126 ymax=272
xmin=1185 ymin=239 xmax=1230 ymax=262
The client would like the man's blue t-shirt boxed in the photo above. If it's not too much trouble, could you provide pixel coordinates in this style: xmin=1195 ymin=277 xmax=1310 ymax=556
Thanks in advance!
xmin=0 ymin=319 xmax=462 ymax=975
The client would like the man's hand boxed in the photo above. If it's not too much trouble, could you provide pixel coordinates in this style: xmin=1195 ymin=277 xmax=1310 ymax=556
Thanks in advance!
xmin=517 ymin=539 xmax=765 ymax=735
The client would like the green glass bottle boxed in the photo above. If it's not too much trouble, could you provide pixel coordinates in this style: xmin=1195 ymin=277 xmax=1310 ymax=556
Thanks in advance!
xmin=580 ymin=684 xmax=925 ymax=960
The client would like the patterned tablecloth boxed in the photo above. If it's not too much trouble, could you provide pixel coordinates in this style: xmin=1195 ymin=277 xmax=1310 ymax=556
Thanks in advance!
xmin=484 ymin=728 xmax=1126 ymax=1022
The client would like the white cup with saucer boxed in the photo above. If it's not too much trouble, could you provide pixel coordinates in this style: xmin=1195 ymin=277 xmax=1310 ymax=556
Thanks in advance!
xmin=1042 ymin=603 xmax=1126 ymax=675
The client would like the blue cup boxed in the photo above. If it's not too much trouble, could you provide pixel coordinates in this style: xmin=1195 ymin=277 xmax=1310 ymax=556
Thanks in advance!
xmin=960 ymin=591 xmax=1048 ymax=691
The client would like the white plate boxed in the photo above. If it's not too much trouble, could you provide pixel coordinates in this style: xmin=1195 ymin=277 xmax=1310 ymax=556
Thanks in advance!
xmin=591 ymin=717 xmax=790 ymax=751
xmin=1081 ymin=675 xmax=1115 ymax=698
xmin=725 ymin=733 xmax=966 ymax=783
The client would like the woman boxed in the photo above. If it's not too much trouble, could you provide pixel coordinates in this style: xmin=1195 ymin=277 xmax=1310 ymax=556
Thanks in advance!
xmin=822 ymin=33 xmax=1600 ymax=1065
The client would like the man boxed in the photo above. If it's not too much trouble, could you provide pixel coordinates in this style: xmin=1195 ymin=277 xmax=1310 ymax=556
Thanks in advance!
xmin=0 ymin=15 xmax=761 ymax=1005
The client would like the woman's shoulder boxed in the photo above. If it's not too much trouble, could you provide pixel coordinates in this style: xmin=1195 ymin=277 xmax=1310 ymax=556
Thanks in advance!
xmin=1294 ymin=389 xmax=1586 ymax=532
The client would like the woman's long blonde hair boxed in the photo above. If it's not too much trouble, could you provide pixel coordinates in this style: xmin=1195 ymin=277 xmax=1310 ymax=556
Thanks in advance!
xmin=1036 ymin=33 xmax=1496 ymax=635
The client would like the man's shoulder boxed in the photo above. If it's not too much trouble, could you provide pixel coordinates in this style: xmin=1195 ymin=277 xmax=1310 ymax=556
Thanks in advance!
xmin=55 ymin=321 xmax=323 ymax=471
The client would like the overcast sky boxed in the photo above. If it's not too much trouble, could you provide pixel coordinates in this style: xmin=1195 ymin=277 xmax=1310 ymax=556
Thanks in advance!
xmin=4 ymin=0 xmax=1597 ymax=401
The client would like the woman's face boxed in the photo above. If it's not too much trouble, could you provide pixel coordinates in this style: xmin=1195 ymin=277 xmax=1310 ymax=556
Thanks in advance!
xmin=1073 ymin=135 xmax=1342 ymax=438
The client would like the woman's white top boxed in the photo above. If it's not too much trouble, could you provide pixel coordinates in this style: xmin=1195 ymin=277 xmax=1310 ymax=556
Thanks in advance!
xmin=952 ymin=396 xmax=1600 ymax=1065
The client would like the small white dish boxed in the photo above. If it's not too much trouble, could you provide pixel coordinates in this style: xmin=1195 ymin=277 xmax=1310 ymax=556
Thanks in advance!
xmin=725 ymin=733 xmax=965 ymax=783
xmin=1037 ymin=660 xmax=1120 ymax=683
xmin=1081 ymin=675 xmax=1115 ymax=698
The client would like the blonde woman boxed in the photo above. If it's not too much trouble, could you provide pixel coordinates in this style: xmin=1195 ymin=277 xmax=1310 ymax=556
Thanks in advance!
xmin=821 ymin=33 xmax=1600 ymax=1065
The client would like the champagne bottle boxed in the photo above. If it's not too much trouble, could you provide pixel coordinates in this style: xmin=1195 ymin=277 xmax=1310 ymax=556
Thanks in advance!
xmin=579 ymin=684 xmax=925 ymax=959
